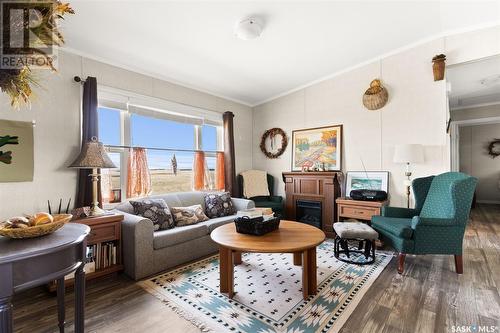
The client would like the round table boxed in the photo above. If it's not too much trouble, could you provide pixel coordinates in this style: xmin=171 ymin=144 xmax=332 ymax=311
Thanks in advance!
xmin=0 ymin=223 xmax=90 ymax=333
xmin=211 ymin=220 xmax=325 ymax=300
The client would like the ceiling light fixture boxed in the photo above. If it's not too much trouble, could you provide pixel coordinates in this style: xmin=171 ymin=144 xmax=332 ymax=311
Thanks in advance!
xmin=234 ymin=17 xmax=263 ymax=40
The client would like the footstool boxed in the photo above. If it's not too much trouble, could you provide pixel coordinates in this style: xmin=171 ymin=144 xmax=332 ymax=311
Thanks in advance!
xmin=333 ymin=222 xmax=378 ymax=265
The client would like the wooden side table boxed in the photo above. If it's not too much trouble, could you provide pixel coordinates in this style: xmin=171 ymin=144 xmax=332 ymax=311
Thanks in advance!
xmin=0 ymin=223 xmax=90 ymax=333
xmin=336 ymin=197 xmax=388 ymax=222
xmin=48 ymin=214 xmax=124 ymax=292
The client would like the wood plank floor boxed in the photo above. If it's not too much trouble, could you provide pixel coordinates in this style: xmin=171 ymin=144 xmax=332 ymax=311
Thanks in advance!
xmin=12 ymin=204 xmax=500 ymax=333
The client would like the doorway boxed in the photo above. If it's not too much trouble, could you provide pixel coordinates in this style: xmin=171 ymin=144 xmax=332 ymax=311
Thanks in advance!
xmin=448 ymin=55 xmax=500 ymax=205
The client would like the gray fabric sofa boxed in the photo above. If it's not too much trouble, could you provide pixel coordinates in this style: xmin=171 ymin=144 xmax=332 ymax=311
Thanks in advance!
xmin=113 ymin=191 xmax=254 ymax=280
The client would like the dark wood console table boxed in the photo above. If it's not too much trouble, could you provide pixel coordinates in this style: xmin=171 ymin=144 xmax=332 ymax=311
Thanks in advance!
xmin=0 ymin=223 xmax=90 ymax=333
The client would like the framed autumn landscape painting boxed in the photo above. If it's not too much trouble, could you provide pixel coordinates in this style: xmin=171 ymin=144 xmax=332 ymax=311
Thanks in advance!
xmin=291 ymin=125 xmax=342 ymax=171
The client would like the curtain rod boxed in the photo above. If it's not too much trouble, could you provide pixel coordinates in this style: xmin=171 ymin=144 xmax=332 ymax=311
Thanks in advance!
xmin=74 ymin=76 xmax=85 ymax=84
xmin=104 ymin=144 xmax=222 ymax=154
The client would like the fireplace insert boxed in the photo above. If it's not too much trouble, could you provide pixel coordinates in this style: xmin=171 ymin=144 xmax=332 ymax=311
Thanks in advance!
xmin=296 ymin=200 xmax=322 ymax=229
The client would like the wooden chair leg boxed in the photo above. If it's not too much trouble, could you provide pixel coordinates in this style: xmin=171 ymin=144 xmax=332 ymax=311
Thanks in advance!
xmin=397 ymin=253 xmax=406 ymax=274
xmin=454 ymin=254 xmax=463 ymax=274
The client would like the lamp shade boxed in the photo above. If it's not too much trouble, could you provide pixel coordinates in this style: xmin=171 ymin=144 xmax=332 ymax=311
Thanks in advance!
xmin=69 ymin=137 xmax=116 ymax=169
xmin=393 ymin=144 xmax=424 ymax=164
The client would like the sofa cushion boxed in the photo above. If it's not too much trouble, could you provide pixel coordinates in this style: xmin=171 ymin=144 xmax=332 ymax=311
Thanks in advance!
xmin=200 ymin=215 xmax=236 ymax=233
xmin=129 ymin=199 xmax=175 ymax=231
xmin=372 ymin=215 xmax=414 ymax=239
xmin=171 ymin=204 xmax=209 ymax=227
xmin=204 ymin=192 xmax=236 ymax=218
xmin=153 ymin=223 xmax=209 ymax=249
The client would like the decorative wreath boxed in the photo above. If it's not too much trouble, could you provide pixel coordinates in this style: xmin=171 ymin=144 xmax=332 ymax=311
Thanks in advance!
xmin=260 ymin=128 xmax=288 ymax=159
xmin=487 ymin=139 xmax=500 ymax=158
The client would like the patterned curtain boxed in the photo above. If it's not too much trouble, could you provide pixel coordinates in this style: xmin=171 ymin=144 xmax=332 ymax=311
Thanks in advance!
xmin=215 ymin=151 xmax=225 ymax=191
xmin=100 ymin=168 xmax=114 ymax=203
xmin=127 ymin=148 xmax=152 ymax=198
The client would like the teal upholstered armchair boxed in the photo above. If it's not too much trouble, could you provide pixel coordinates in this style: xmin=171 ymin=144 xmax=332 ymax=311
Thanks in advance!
xmin=371 ymin=172 xmax=477 ymax=274
xmin=238 ymin=173 xmax=284 ymax=216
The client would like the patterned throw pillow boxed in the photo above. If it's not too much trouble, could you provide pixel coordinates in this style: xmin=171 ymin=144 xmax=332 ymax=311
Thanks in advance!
xmin=130 ymin=199 xmax=175 ymax=231
xmin=204 ymin=192 xmax=236 ymax=218
xmin=171 ymin=204 xmax=209 ymax=227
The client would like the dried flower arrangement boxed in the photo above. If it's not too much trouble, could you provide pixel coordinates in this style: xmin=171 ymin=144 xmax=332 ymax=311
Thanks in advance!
xmin=0 ymin=1 xmax=74 ymax=108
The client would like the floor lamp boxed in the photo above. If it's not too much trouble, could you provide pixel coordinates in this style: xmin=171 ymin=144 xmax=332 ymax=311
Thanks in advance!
xmin=393 ymin=144 xmax=424 ymax=208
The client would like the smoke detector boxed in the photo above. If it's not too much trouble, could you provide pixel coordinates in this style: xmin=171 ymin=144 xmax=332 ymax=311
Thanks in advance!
xmin=234 ymin=17 xmax=263 ymax=40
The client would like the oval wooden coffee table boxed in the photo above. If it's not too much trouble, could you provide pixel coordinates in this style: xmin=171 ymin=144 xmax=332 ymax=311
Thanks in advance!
xmin=211 ymin=220 xmax=325 ymax=300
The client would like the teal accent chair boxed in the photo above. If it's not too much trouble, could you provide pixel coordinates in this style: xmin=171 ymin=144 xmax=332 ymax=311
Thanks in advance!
xmin=238 ymin=173 xmax=284 ymax=216
xmin=371 ymin=172 xmax=477 ymax=274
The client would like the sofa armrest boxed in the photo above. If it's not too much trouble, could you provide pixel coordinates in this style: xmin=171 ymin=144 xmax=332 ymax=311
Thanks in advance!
xmin=411 ymin=216 xmax=457 ymax=229
xmin=382 ymin=206 xmax=418 ymax=218
xmin=231 ymin=197 xmax=255 ymax=211
xmin=112 ymin=210 xmax=155 ymax=280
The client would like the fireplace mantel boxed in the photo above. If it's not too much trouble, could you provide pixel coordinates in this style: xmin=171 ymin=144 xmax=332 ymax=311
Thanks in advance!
xmin=282 ymin=172 xmax=341 ymax=238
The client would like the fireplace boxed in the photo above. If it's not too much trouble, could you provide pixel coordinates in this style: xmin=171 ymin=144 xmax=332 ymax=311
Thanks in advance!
xmin=296 ymin=200 xmax=322 ymax=229
xmin=282 ymin=172 xmax=340 ymax=237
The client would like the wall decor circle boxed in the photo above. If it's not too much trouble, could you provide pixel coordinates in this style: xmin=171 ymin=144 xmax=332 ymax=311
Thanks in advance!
xmin=488 ymin=139 xmax=500 ymax=158
xmin=260 ymin=128 xmax=288 ymax=159
xmin=362 ymin=79 xmax=389 ymax=110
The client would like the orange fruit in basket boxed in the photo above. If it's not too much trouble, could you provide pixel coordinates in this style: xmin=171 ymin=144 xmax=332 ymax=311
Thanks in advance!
xmin=32 ymin=212 xmax=54 ymax=226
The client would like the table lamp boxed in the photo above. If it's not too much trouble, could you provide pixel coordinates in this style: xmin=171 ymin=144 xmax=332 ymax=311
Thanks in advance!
xmin=393 ymin=144 xmax=424 ymax=208
xmin=69 ymin=136 xmax=116 ymax=216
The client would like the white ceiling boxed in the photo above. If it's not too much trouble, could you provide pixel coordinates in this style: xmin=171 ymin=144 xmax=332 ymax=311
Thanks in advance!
xmin=448 ymin=55 xmax=500 ymax=109
xmin=63 ymin=1 xmax=500 ymax=106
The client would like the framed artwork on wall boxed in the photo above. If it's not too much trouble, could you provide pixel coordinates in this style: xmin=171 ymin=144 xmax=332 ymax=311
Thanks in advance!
xmin=291 ymin=125 xmax=343 ymax=171
xmin=345 ymin=171 xmax=389 ymax=197
xmin=0 ymin=120 xmax=34 ymax=182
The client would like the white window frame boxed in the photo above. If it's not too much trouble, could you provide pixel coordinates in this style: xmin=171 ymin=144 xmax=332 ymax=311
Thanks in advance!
xmin=97 ymin=92 xmax=223 ymax=203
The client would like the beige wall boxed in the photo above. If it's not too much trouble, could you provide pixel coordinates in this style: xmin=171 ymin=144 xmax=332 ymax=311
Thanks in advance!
xmin=459 ymin=124 xmax=500 ymax=203
xmin=452 ymin=104 xmax=500 ymax=121
xmin=253 ymin=25 xmax=500 ymax=207
xmin=0 ymin=51 xmax=253 ymax=219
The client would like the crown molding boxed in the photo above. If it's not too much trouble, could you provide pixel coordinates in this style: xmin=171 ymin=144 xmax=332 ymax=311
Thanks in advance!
xmin=59 ymin=46 xmax=254 ymax=108
xmin=253 ymin=21 xmax=500 ymax=107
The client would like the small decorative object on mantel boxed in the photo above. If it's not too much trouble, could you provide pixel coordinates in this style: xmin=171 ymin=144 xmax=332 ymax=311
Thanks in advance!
xmin=487 ymin=139 xmax=500 ymax=158
xmin=260 ymin=128 xmax=288 ymax=159
xmin=432 ymin=54 xmax=446 ymax=81
xmin=0 ymin=1 xmax=74 ymax=107
xmin=362 ymin=79 xmax=389 ymax=110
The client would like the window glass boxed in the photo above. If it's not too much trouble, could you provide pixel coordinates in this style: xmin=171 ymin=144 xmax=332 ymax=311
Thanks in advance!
xmin=147 ymin=150 xmax=194 ymax=194
xmin=130 ymin=114 xmax=195 ymax=149
xmin=97 ymin=107 xmax=121 ymax=145
xmin=201 ymin=125 xmax=217 ymax=151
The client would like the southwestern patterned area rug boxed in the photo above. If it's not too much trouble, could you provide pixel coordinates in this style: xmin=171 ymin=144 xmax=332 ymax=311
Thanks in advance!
xmin=139 ymin=241 xmax=392 ymax=333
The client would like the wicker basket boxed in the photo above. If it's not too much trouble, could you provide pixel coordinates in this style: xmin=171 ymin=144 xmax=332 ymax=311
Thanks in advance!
xmin=362 ymin=79 xmax=388 ymax=110
xmin=234 ymin=216 xmax=280 ymax=236
xmin=0 ymin=214 xmax=73 ymax=239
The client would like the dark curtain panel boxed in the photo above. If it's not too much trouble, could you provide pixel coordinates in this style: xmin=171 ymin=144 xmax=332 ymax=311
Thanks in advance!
xmin=223 ymin=111 xmax=239 ymax=197
xmin=75 ymin=77 xmax=102 ymax=208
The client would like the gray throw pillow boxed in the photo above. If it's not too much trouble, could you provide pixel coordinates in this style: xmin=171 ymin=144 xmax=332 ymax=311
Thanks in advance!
xmin=204 ymin=192 xmax=236 ymax=218
xmin=130 ymin=199 xmax=175 ymax=231
xmin=171 ymin=204 xmax=209 ymax=227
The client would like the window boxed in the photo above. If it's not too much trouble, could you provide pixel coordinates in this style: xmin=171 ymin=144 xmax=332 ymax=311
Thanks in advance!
xmin=97 ymin=101 xmax=223 ymax=203
xmin=97 ymin=107 xmax=121 ymax=146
